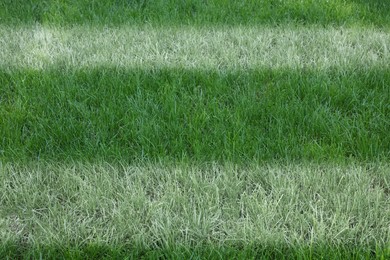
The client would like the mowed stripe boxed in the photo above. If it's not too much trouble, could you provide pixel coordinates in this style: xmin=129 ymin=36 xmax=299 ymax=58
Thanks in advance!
xmin=1 ymin=26 xmax=389 ymax=70
xmin=1 ymin=163 xmax=389 ymax=246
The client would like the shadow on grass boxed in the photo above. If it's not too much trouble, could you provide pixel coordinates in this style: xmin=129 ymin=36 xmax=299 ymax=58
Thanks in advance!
xmin=0 ymin=0 xmax=389 ymax=27
xmin=2 ymin=242 xmax=389 ymax=259
xmin=1 ymin=66 xmax=389 ymax=163
xmin=347 ymin=0 xmax=390 ymax=27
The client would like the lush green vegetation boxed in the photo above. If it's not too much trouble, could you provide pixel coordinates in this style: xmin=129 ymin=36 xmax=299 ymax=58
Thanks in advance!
xmin=1 ymin=0 xmax=389 ymax=259
xmin=1 ymin=67 xmax=389 ymax=163
xmin=1 ymin=0 xmax=390 ymax=27
xmin=2 ymin=243 xmax=389 ymax=259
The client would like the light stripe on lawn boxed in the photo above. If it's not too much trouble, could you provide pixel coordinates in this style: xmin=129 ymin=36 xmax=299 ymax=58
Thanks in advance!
xmin=1 ymin=163 xmax=389 ymax=247
xmin=1 ymin=26 xmax=389 ymax=70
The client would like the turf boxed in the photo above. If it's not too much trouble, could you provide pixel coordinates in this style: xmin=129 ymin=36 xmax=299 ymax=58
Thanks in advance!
xmin=1 ymin=26 xmax=389 ymax=70
xmin=2 ymin=243 xmax=389 ymax=259
xmin=1 ymin=1 xmax=390 ymax=259
xmin=1 ymin=66 xmax=389 ymax=163
xmin=1 ymin=163 xmax=389 ymax=258
xmin=1 ymin=0 xmax=390 ymax=27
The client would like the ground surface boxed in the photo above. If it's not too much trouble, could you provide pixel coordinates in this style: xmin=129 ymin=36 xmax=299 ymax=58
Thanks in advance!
xmin=1 ymin=0 xmax=389 ymax=258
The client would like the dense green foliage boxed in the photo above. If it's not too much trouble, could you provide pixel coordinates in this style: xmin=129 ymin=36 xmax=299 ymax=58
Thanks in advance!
xmin=2 ymin=242 xmax=388 ymax=259
xmin=1 ymin=0 xmax=390 ymax=27
xmin=1 ymin=67 xmax=389 ymax=163
xmin=1 ymin=1 xmax=389 ymax=258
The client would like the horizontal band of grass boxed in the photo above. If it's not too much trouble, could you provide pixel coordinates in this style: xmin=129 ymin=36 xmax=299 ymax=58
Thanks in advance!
xmin=1 ymin=0 xmax=390 ymax=27
xmin=1 ymin=163 xmax=389 ymax=257
xmin=2 ymin=243 xmax=389 ymax=259
xmin=1 ymin=26 xmax=389 ymax=70
xmin=1 ymin=67 xmax=389 ymax=163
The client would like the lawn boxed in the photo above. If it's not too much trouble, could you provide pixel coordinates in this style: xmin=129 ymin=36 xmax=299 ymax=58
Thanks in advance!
xmin=1 ymin=0 xmax=389 ymax=258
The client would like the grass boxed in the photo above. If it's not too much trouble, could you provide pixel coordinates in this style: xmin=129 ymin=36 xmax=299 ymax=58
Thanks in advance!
xmin=2 ymin=243 xmax=389 ymax=259
xmin=1 ymin=26 xmax=389 ymax=70
xmin=1 ymin=27 xmax=389 ymax=164
xmin=1 ymin=163 xmax=389 ymax=258
xmin=1 ymin=0 xmax=390 ymax=27
xmin=1 ymin=66 xmax=389 ymax=163
xmin=1 ymin=1 xmax=390 ymax=258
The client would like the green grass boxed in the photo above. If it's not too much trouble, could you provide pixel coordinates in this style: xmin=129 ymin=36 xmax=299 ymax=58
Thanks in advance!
xmin=2 ymin=243 xmax=389 ymax=259
xmin=1 ymin=67 xmax=389 ymax=163
xmin=1 ymin=0 xmax=390 ymax=27
xmin=1 ymin=1 xmax=390 ymax=258
xmin=1 ymin=163 xmax=389 ymax=258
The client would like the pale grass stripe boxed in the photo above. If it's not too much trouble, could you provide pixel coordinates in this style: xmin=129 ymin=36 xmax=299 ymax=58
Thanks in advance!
xmin=0 ymin=26 xmax=389 ymax=70
xmin=0 ymin=162 xmax=389 ymax=246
